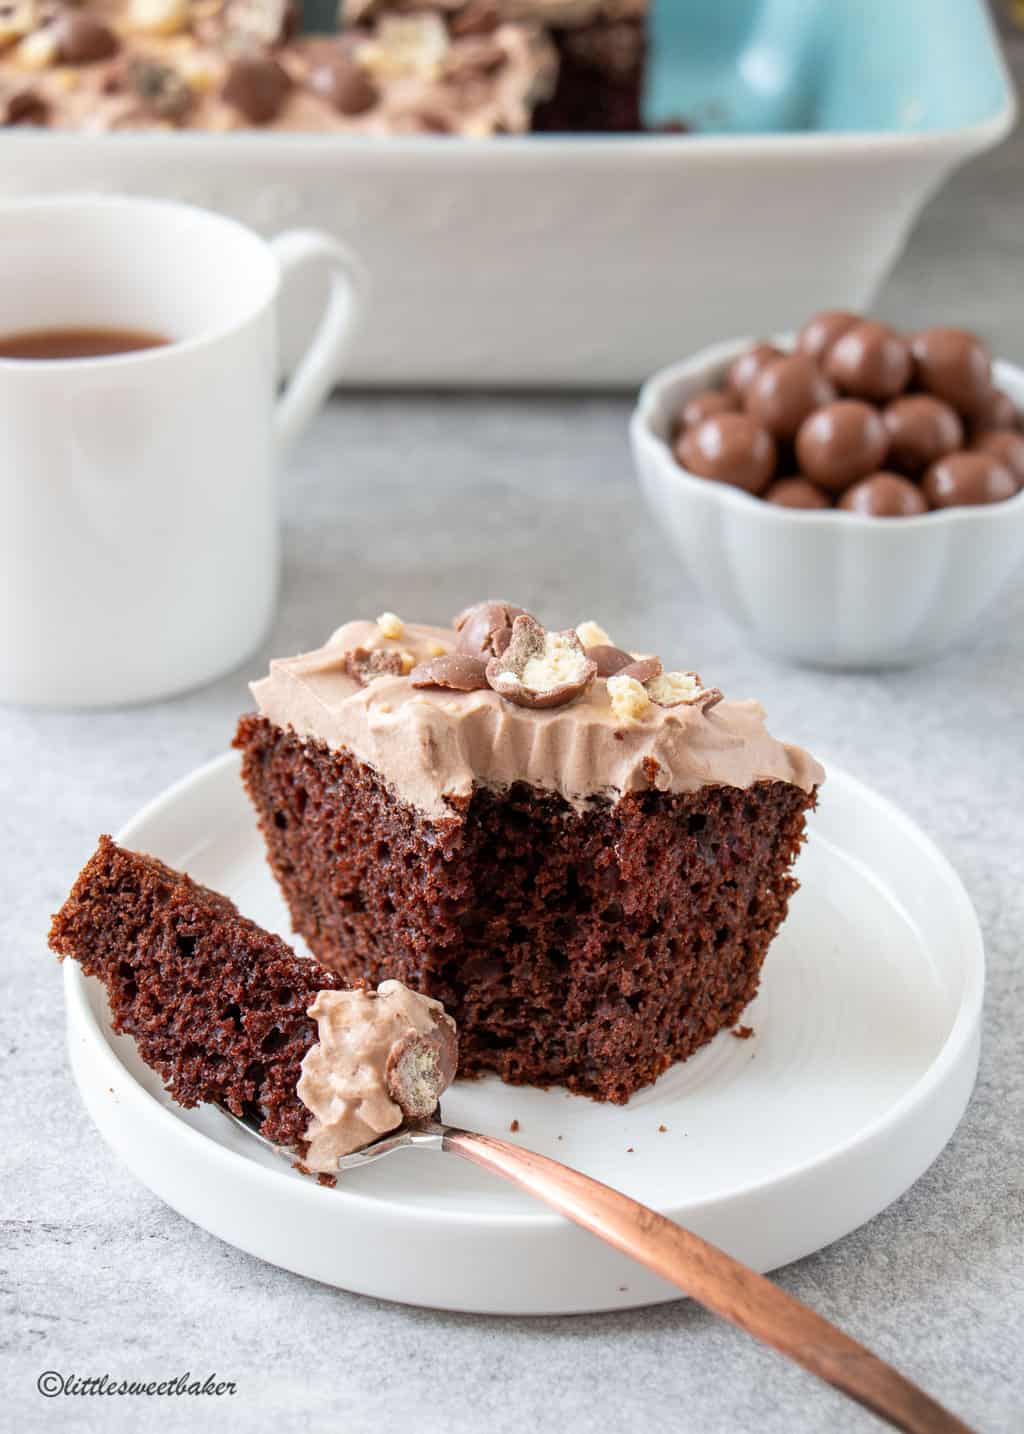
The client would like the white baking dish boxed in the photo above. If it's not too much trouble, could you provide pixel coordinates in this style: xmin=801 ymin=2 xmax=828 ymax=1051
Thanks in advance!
xmin=0 ymin=0 xmax=1014 ymax=387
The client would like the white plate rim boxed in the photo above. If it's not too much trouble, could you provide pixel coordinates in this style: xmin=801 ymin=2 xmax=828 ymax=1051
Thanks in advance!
xmin=63 ymin=749 xmax=984 ymax=1234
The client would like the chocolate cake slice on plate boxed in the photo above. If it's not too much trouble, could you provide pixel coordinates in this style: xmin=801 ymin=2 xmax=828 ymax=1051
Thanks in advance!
xmin=49 ymin=837 xmax=457 ymax=1176
xmin=235 ymin=602 xmax=823 ymax=1104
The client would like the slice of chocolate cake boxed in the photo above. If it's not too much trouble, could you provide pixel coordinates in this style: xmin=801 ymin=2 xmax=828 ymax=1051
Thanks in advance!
xmin=235 ymin=603 xmax=823 ymax=1104
xmin=49 ymin=838 xmax=457 ymax=1174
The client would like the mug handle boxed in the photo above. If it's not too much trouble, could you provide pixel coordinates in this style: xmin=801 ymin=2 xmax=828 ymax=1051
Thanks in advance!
xmin=269 ymin=229 xmax=366 ymax=452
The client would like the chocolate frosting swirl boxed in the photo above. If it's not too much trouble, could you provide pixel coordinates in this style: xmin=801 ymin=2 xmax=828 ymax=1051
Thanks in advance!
xmin=251 ymin=618 xmax=823 ymax=820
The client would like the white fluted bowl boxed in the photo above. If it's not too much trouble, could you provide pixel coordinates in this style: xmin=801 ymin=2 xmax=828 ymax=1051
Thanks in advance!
xmin=631 ymin=338 xmax=1024 ymax=669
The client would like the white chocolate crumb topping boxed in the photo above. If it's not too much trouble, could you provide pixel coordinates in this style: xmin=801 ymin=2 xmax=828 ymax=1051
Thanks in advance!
xmin=358 ymin=13 xmax=450 ymax=82
xmin=576 ymin=619 xmax=612 ymax=649
xmin=0 ymin=0 xmax=37 ymax=43
xmin=376 ymin=611 xmax=405 ymax=640
xmin=607 ymin=673 xmax=652 ymax=723
xmin=647 ymin=671 xmax=704 ymax=707
xmin=130 ymin=0 xmax=190 ymax=35
xmin=13 ymin=25 xmax=57 ymax=67
xmin=520 ymin=630 xmax=591 ymax=693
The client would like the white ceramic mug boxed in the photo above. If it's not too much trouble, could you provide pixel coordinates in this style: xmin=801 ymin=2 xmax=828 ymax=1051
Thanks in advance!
xmin=0 ymin=195 xmax=364 ymax=708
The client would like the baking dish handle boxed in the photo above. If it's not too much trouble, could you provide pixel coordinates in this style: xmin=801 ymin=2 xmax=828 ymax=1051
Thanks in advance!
xmin=269 ymin=229 xmax=366 ymax=453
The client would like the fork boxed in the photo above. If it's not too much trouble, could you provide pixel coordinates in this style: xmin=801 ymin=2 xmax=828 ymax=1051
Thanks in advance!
xmin=221 ymin=1107 xmax=973 ymax=1434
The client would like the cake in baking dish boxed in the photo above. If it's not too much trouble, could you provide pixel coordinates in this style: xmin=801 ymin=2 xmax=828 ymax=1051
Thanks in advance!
xmin=1 ymin=0 xmax=646 ymax=134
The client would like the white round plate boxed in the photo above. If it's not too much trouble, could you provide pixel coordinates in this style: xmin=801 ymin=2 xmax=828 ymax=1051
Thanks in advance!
xmin=65 ymin=752 xmax=983 ymax=1315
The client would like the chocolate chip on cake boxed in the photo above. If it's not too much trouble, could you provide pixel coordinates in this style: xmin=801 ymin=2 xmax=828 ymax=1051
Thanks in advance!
xmin=838 ymin=472 xmax=928 ymax=518
xmin=584 ymin=644 xmax=634 ymax=678
xmin=54 ymin=10 xmax=119 ymax=63
xmin=911 ymin=327 xmax=993 ymax=417
xmin=410 ymin=653 xmax=489 ymax=692
xmin=824 ymin=320 xmax=912 ymax=403
xmin=308 ymin=52 xmax=378 ymax=115
xmin=485 ymin=614 xmax=596 ymax=710
xmin=454 ymin=600 xmax=529 ymax=659
xmin=222 ymin=52 xmax=291 ymax=123
xmin=677 ymin=412 xmax=777 ymax=495
xmin=923 ymin=452 xmax=1018 ymax=508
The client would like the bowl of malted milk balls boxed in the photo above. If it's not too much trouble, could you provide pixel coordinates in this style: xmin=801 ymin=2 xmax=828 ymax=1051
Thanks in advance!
xmin=631 ymin=312 xmax=1024 ymax=668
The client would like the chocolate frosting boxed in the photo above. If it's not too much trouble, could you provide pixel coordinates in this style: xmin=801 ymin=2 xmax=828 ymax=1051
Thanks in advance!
xmin=298 ymin=979 xmax=456 ymax=1173
xmin=251 ymin=617 xmax=823 ymax=820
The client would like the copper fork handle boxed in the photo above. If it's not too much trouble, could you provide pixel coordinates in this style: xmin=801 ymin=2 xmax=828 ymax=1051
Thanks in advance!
xmin=444 ymin=1128 xmax=974 ymax=1434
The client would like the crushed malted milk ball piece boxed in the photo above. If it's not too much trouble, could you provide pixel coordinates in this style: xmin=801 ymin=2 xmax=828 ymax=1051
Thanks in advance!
xmin=13 ymin=25 xmax=58 ymax=67
xmin=359 ymin=13 xmax=449 ymax=81
xmin=486 ymin=615 xmax=597 ymax=711
xmin=454 ymin=599 xmax=529 ymax=659
xmin=130 ymin=0 xmax=190 ymax=35
xmin=398 ymin=650 xmax=416 ymax=675
xmin=375 ymin=611 xmax=405 ymax=640
xmin=575 ymin=619 xmax=612 ymax=649
xmin=646 ymin=671 xmax=722 ymax=709
xmin=607 ymin=673 xmax=652 ymax=723
xmin=618 ymin=655 xmax=662 ymax=685
xmin=410 ymin=653 xmax=489 ymax=693
xmin=341 ymin=646 xmax=404 ymax=686
xmin=522 ymin=631 xmax=590 ymax=692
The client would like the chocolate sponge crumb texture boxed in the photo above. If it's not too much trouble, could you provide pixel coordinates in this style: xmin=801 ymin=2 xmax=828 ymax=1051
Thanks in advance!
xmin=48 ymin=837 xmax=457 ymax=1174
xmin=235 ymin=603 xmax=823 ymax=1104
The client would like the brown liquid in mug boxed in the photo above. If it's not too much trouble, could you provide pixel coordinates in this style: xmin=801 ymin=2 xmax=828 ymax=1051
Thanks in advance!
xmin=0 ymin=327 xmax=170 ymax=360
